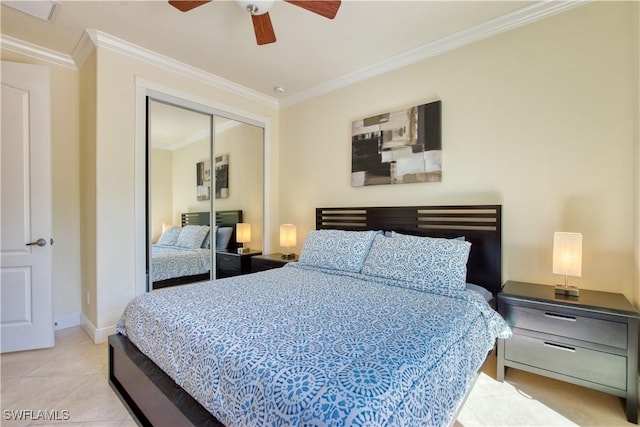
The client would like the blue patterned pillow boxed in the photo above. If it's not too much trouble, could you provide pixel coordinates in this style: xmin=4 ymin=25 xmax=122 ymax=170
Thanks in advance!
xmin=156 ymin=226 xmax=181 ymax=246
xmin=175 ymin=225 xmax=210 ymax=249
xmin=298 ymin=229 xmax=380 ymax=273
xmin=216 ymin=227 xmax=234 ymax=250
xmin=201 ymin=229 xmax=211 ymax=249
xmin=362 ymin=234 xmax=471 ymax=291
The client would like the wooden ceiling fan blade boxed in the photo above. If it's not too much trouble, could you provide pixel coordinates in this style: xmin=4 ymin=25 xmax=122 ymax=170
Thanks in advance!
xmin=252 ymin=12 xmax=276 ymax=45
xmin=168 ymin=0 xmax=212 ymax=12
xmin=284 ymin=0 xmax=341 ymax=19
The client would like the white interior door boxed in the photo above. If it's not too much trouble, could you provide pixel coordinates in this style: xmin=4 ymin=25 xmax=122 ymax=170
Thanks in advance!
xmin=1 ymin=61 xmax=54 ymax=353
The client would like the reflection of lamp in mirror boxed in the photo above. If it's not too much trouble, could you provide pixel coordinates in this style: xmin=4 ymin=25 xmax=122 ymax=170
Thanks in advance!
xmin=280 ymin=224 xmax=297 ymax=260
xmin=162 ymin=223 xmax=172 ymax=233
xmin=236 ymin=223 xmax=251 ymax=254
xmin=553 ymin=232 xmax=582 ymax=297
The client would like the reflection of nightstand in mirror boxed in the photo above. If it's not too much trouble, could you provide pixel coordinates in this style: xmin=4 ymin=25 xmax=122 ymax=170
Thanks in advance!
xmin=252 ymin=253 xmax=298 ymax=273
xmin=216 ymin=250 xmax=261 ymax=278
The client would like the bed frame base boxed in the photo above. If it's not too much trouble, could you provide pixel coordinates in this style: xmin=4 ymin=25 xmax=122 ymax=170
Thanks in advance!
xmin=109 ymin=334 xmax=223 ymax=427
xmin=152 ymin=272 xmax=211 ymax=289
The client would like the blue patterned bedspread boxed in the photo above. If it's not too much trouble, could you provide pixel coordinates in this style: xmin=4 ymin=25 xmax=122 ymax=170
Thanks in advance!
xmin=117 ymin=264 xmax=511 ymax=426
xmin=151 ymin=244 xmax=211 ymax=282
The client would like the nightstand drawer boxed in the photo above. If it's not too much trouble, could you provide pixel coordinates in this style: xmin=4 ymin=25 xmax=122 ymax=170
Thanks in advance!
xmin=505 ymin=334 xmax=627 ymax=390
xmin=217 ymin=253 xmax=240 ymax=270
xmin=504 ymin=305 xmax=627 ymax=349
xmin=252 ymin=259 xmax=280 ymax=272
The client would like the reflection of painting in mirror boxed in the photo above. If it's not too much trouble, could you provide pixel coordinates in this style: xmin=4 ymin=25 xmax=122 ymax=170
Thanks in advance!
xmin=196 ymin=160 xmax=211 ymax=201
xmin=215 ymin=154 xmax=229 ymax=199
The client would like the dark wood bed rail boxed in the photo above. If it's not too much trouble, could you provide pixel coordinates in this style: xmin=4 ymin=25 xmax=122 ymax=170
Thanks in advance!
xmin=316 ymin=205 xmax=502 ymax=295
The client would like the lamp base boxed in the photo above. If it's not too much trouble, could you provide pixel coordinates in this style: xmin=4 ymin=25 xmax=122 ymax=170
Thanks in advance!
xmin=555 ymin=284 xmax=580 ymax=297
xmin=237 ymin=247 xmax=251 ymax=254
xmin=281 ymin=252 xmax=296 ymax=260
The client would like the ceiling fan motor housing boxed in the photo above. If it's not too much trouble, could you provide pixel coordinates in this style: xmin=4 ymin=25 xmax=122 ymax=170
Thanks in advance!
xmin=235 ymin=0 xmax=274 ymax=15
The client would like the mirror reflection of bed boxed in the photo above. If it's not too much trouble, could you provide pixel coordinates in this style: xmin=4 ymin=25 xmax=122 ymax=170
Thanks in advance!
xmin=151 ymin=210 xmax=243 ymax=289
xmin=148 ymin=99 xmax=264 ymax=291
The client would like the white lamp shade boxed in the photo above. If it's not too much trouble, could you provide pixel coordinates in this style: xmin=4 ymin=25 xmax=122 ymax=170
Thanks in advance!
xmin=280 ymin=224 xmax=297 ymax=247
xmin=236 ymin=223 xmax=251 ymax=244
xmin=552 ymin=232 xmax=582 ymax=277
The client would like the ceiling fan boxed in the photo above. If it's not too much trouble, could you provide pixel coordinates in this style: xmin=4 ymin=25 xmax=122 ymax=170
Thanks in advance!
xmin=168 ymin=0 xmax=342 ymax=46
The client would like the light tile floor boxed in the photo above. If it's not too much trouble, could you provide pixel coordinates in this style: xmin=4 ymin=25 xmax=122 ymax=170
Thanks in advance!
xmin=1 ymin=327 xmax=133 ymax=427
xmin=0 ymin=326 xmax=635 ymax=426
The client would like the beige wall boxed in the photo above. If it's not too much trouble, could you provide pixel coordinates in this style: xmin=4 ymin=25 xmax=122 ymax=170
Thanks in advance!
xmin=171 ymin=139 xmax=210 ymax=217
xmin=150 ymin=148 xmax=173 ymax=241
xmin=79 ymin=51 xmax=98 ymax=325
xmin=280 ymin=2 xmax=638 ymax=303
xmin=0 ymin=50 xmax=82 ymax=321
xmin=633 ymin=0 xmax=640 ymax=310
xmin=215 ymin=123 xmax=264 ymax=248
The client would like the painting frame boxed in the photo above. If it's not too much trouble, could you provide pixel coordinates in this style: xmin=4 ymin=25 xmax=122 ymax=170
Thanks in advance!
xmin=351 ymin=100 xmax=442 ymax=187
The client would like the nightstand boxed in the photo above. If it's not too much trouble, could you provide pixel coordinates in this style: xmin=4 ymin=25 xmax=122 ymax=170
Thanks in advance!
xmin=497 ymin=281 xmax=639 ymax=424
xmin=215 ymin=250 xmax=261 ymax=278
xmin=251 ymin=253 xmax=298 ymax=273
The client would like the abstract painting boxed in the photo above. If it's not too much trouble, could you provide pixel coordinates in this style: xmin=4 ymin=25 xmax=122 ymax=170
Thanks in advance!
xmin=351 ymin=100 xmax=442 ymax=187
xmin=196 ymin=160 xmax=211 ymax=201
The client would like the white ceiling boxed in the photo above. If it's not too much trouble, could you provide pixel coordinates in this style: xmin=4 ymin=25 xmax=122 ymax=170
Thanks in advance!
xmin=0 ymin=1 xmax=585 ymax=107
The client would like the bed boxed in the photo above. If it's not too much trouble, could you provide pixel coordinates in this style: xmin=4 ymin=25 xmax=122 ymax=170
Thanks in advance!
xmin=111 ymin=205 xmax=511 ymax=426
xmin=151 ymin=210 xmax=243 ymax=289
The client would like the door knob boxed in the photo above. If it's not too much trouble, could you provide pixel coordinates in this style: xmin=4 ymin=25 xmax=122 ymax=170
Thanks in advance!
xmin=26 ymin=238 xmax=47 ymax=247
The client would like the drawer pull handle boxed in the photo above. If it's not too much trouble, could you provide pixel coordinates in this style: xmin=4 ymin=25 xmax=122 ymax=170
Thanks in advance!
xmin=544 ymin=342 xmax=576 ymax=353
xmin=544 ymin=312 xmax=576 ymax=322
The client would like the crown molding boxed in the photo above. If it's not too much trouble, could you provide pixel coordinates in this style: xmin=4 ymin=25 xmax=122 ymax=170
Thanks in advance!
xmin=0 ymin=34 xmax=76 ymax=69
xmin=152 ymin=128 xmax=208 ymax=151
xmin=152 ymin=120 xmax=241 ymax=151
xmin=279 ymin=0 xmax=589 ymax=107
xmin=1 ymin=30 xmax=278 ymax=109
xmin=84 ymin=29 xmax=279 ymax=109
xmin=1 ymin=0 xmax=587 ymax=109
xmin=72 ymin=29 xmax=96 ymax=68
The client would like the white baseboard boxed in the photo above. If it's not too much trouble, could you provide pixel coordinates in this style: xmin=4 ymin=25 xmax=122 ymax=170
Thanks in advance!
xmin=80 ymin=313 xmax=116 ymax=344
xmin=53 ymin=312 xmax=81 ymax=330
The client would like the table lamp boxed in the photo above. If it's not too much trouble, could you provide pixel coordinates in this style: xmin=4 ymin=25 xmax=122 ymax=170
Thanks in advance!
xmin=280 ymin=224 xmax=297 ymax=260
xmin=236 ymin=223 xmax=251 ymax=254
xmin=553 ymin=231 xmax=582 ymax=296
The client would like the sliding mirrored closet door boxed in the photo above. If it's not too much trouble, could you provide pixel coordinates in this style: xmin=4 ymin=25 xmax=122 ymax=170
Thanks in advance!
xmin=146 ymin=98 xmax=264 ymax=290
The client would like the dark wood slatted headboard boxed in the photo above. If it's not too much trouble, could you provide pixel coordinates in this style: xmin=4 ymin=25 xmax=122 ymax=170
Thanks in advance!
xmin=215 ymin=210 xmax=243 ymax=226
xmin=180 ymin=210 xmax=243 ymax=227
xmin=181 ymin=212 xmax=211 ymax=226
xmin=316 ymin=205 xmax=502 ymax=295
